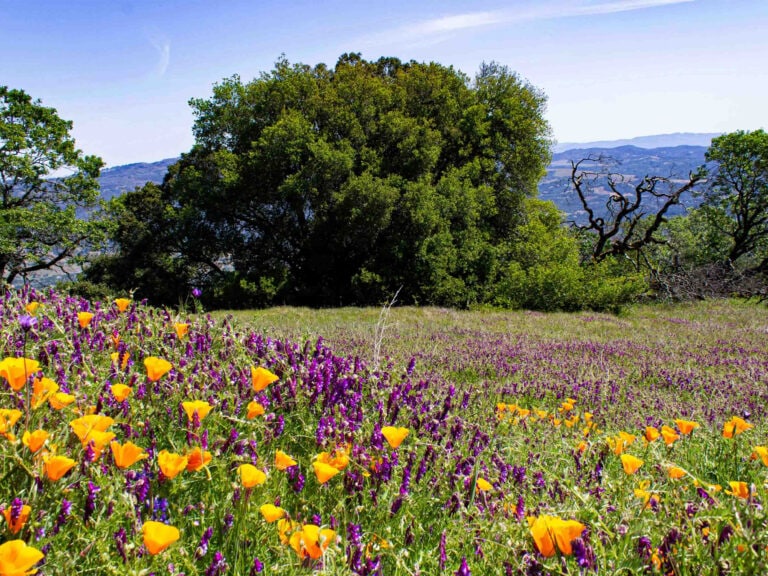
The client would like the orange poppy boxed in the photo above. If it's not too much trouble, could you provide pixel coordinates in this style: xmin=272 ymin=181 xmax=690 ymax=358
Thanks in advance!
xmin=144 ymin=357 xmax=173 ymax=382
xmin=381 ymin=426 xmax=409 ymax=449
xmin=173 ymin=323 xmax=189 ymax=339
xmin=644 ymin=426 xmax=660 ymax=442
xmin=44 ymin=455 xmax=76 ymax=481
xmin=289 ymin=524 xmax=337 ymax=560
xmin=110 ymin=384 xmax=132 ymax=402
xmin=142 ymin=521 xmax=180 ymax=555
xmin=723 ymin=416 xmax=753 ymax=438
xmin=316 ymin=447 xmax=350 ymax=471
xmin=2 ymin=504 xmax=31 ymax=534
xmin=238 ymin=464 xmax=267 ymax=488
xmin=77 ymin=312 xmax=94 ymax=328
xmin=111 ymin=441 xmax=148 ymax=469
xmin=182 ymin=400 xmax=212 ymax=422
xmin=25 ymin=302 xmax=40 ymax=315
xmin=0 ymin=409 xmax=22 ymax=436
xmin=476 ymin=477 xmax=493 ymax=492
xmin=728 ymin=481 xmax=750 ymax=499
xmin=528 ymin=514 xmax=586 ymax=557
xmin=49 ymin=392 xmax=75 ymax=410
xmin=246 ymin=401 xmax=265 ymax=419
xmin=0 ymin=357 xmax=41 ymax=392
xmin=0 ymin=540 xmax=44 ymax=575
xmin=674 ymin=419 xmax=699 ymax=435
xmin=157 ymin=450 xmax=188 ymax=479
xmin=312 ymin=461 xmax=340 ymax=484
xmin=251 ymin=366 xmax=279 ymax=392
xmin=620 ymin=454 xmax=644 ymax=475
xmin=275 ymin=450 xmax=297 ymax=470
xmin=259 ymin=504 xmax=285 ymax=523
xmin=21 ymin=429 xmax=49 ymax=453
xmin=667 ymin=466 xmax=686 ymax=480
xmin=114 ymin=298 xmax=132 ymax=313
xmin=751 ymin=446 xmax=768 ymax=466
xmin=661 ymin=425 xmax=679 ymax=446
xmin=185 ymin=447 xmax=212 ymax=472
xmin=69 ymin=415 xmax=115 ymax=444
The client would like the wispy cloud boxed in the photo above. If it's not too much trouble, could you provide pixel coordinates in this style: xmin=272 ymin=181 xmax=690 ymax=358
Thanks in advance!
xmin=360 ymin=0 xmax=694 ymax=48
xmin=148 ymin=35 xmax=171 ymax=78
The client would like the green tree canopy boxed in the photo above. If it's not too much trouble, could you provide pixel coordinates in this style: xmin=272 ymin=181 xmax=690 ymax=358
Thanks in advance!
xmin=0 ymin=87 xmax=105 ymax=285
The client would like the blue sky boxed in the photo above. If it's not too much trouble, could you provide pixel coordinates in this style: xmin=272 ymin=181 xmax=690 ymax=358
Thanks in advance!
xmin=2 ymin=0 xmax=766 ymax=166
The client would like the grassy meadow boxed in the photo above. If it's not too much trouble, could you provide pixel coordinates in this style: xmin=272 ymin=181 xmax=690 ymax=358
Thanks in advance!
xmin=2 ymin=289 xmax=768 ymax=575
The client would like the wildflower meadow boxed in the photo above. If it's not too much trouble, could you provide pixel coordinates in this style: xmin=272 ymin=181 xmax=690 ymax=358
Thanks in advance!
xmin=1 ymin=288 xmax=768 ymax=575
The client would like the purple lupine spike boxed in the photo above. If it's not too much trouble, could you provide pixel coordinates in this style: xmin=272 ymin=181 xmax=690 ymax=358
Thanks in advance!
xmin=455 ymin=557 xmax=471 ymax=576
xmin=439 ymin=531 xmax=447 ymax=571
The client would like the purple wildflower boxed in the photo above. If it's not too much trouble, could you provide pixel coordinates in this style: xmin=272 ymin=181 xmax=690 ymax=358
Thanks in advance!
xmin=455 ymin=557 xmax=471 ymax=576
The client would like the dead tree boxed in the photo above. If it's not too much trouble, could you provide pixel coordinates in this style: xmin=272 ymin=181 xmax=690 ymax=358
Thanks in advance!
xmin=568 ymin=155 xmax=704 ymax=263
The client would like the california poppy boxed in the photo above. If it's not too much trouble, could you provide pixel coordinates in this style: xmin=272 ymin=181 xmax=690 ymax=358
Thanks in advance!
xmin=0 ymin=409 xmax=22 ymax=436
xmin=185 ymin=447 xmax=212 ymax=472
xmin=25 ymin=302 xmax=40 ymax=315
xmin=661 ymin=425 xmax=679 ymax=446
xmin=0 ymin=540 xmax=44 ymax=574
xmin=275 ymin=450 xmax=297 ymax=470
xmin=259 ymin=504 xmax=286 ymax=523
xmin=728 ymin=481 xmax=750 ymax=499
xmin=246 ymin=401 xmax=265 ymax=419
xmin=238 ymin=464 xmax=267 ymax=488
xmin=142 ymin=521 xmax=180 ymax=555
xmin=30 ymin=377 xmax=58 ymax=409
xmin=528 ymin=514 xmax=586 ymax=557
xmin=49 ymin=392 xmax=75 ymax=410
xmin=476 ymin=477 xmax=493 ymax=492
xmin=70 ymin=415 xmax=115 ymax=444
xmin=157 ymin=450 xmax=188 ymax=479
xmin=289 ymin=524 xmax=336 ymax=560
xmin=182 ymin=400 xmax=212 ymax=422
xmin=2 ymin=504 xmax=31 ymax=534
xmin=21 ymin=429 xmax=49 ymax=453
xmin=84 ymin=430 xmax=116 ymax=459
xmin=111 ymin=441 xmax=148 ymax=469
xmin=77 ymin=312 xmax=94 ymax=328
xmin=667 ymin=466 xmax=686 ymax=480
xmin=114 ymin=298 xmax=131 ymax=313
xmin=44 ymin=455 xmax=76 ymax=481
xmin=674 ymin=419 xmax=699 ymax=435
xmin=144 ymin=357 xmax=173 ymax=382
xmin=751 ymin=446 xmax=768 ymax=466
xmin=313 ymin=461 xmax=340 ymax=484
xmin=381 ymin=426 xmax=409 ymax=449
xmin=251 ymin=366 xmax=279 ymax=392
xmin=0 ymin=357 xmax=41 ymax=392
xmin=110 ymin=384 xmax=132 ymax=402
xmin=316 ymin=447 xmax=350 ymax=471
xmin=174 ymin=323 xmax=189 ymax=339
xmin=620 ymin=454 xmax=644 ymax=475
xmin=644 ymin=426 xmax=660 ymax=442
xmin=723 ymin=416 xmax=753 ymax=438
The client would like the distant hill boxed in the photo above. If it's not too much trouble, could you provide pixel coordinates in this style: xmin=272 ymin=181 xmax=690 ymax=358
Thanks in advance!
xmin=99 ymin=157 xmax=178 ymax=200
xmin=98 ymin=145 xmax=709 ymax=222
xmin=553 ymin=133 xmax=720 ymax=153
xmin=538 ymin=144 xmax=709 ymax=221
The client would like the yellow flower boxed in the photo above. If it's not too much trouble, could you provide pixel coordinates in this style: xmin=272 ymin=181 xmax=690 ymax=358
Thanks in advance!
xmin=381 ymin=426 xmax=409 ymax=449
xmin=751 ymin=446 xmax=768 ymax=466
xmin=667 ymin=466 xmax=686 ymax=480
xmin=48 ymin=392 xmax=75 ymax=410
xmin=182 ymin=400 xmax=212 ymax=422
xmin=44 ymin=455 xmax=76 ymax=481
xmin=0 ymin=409 xmax=22 ymax=436
xmin=77 ymin=312 xmax=94 ymax=328
xmin=238 ymin=464 xmax=267 ymax=488
xmin=315 ymin=446 xmax=350 ymax=471
xmin=528 ymin=514 xmax=585 ymax=557
xmin=110 ymin=352 xmax=130 ymax=370
xmin=2 ymin=504 xmax=31 ymax=534
xmin=0 ymin=540 xmax=44 ymax=575
xmin=644 ymin=426 xmax=660 ymax=442
xmin=0 ymin=357 xmax=41 ymax=392
xmin=157 ymin=450 xmax=188 ymax=479
xmin=110 ymin=384 xmax=132 ymax=402
xmin=620 ymin=454 xmax=644 ymax=475
xmin=313 ymin=461 xmax=340 ymax=484
xmin=275 ymin=450 xmax=297 ymax=470
xmin=674 ymin=418 xmax=699 ymax=435
xmin=661 ymin=425 xmax=679 ymax=446
xmin=259 ymin=504 xmax=286 ymax=523
xmin=476 ymin=477 xmax=493 ymax=492
xmin=185 ymin=447 xmax=212 ymax=472
xmin=289 ymin=524 xmax=337 ymax=560
xmin=246 ymin=401 xmax=265 ymax=419
xmin=251 ymin=366 xmax=279 ymax=392
xmin=110 ymin=441 xmax=148 ymax=469
xmin=144 ymin=357 xmax=173 ymax=382
xmin=114 ymin=298 xmax=132 ymax=313
xmin=25 ymin=301 xmax=40 ymax=315
xmin=723 ymin=416 xmax=753 ymax=438
xmin=173 ymin=323 xmax=189 ymax=339
xmin=29 ymin=377 xmax=58 ymax=410
xmin=22 ymin=429 xmax=49 ymax=453
xmin=69 ymin=415 xmax=115 ymax=444
xmin=727 ymin=481 xmax=750 ymax=499
xmin=84 ymin=430 xmax=116 ymax=459
xmin=142 ymin=521 xmax=180 ymax=555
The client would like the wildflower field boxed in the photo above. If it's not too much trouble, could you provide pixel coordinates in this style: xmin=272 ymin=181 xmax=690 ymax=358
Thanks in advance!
xmin=2 ymin=290 xmax=768 ymax=575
